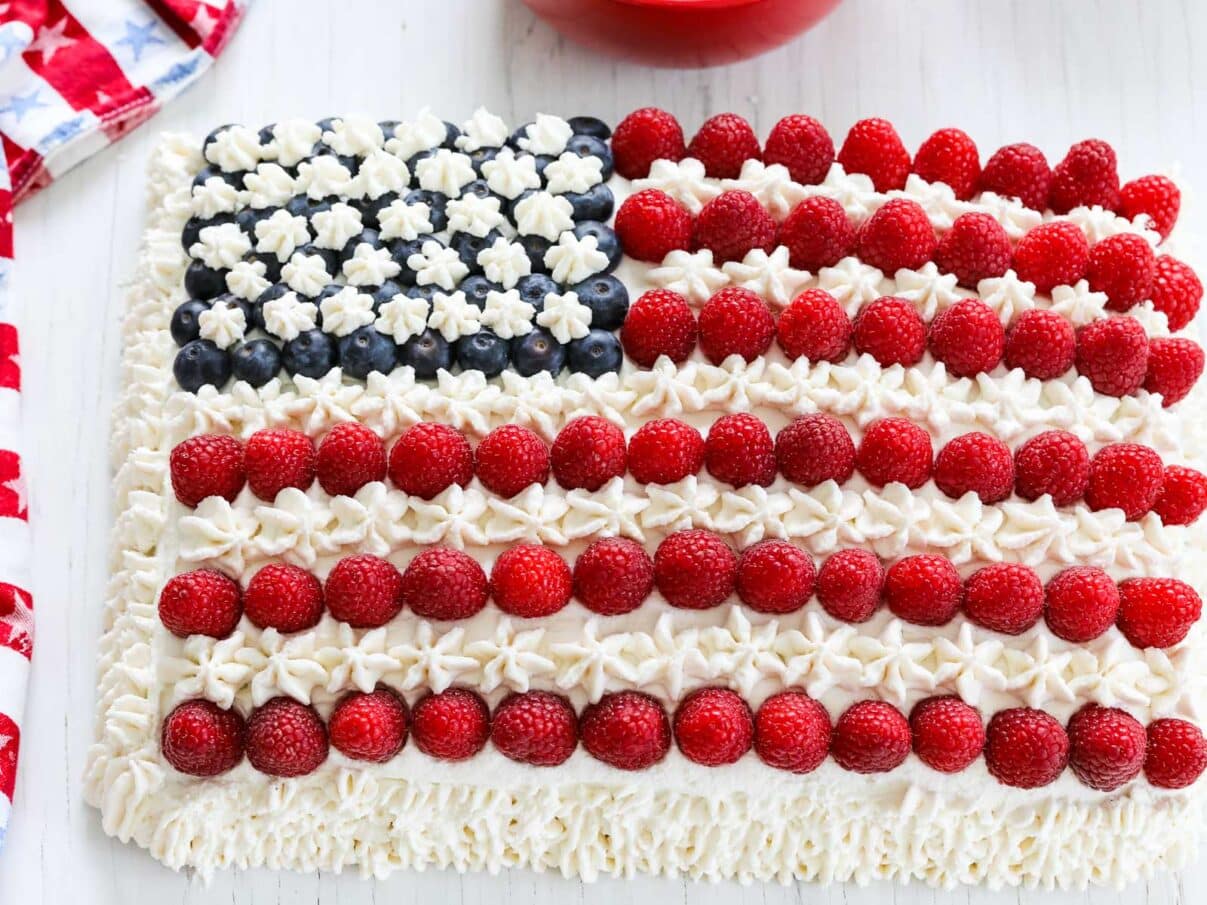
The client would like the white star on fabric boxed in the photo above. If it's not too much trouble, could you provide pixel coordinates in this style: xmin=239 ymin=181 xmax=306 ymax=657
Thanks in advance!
xmin=190 ymin=5 xmax=218 ymax=37
xmin=27 ymin=17 xmax=73 ymax=65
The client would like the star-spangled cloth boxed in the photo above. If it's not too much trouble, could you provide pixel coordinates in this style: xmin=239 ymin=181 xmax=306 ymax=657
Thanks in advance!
xmin=0 ymin=0 xmax=250 ymax=850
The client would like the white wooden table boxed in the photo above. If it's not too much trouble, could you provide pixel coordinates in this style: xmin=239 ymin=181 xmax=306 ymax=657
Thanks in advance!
xmin=2 ymin=0 xmax=1204 ymax=902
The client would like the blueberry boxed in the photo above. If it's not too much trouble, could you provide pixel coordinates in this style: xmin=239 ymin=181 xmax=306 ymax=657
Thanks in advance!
xmin=565 ymin=134 xmax=614 ymax=180
xmin=174 ymin=339 xmax=233 ymax=392
xmin=456 ymin=329 xmax=509 ymax=377
xmin=515 ymin=273 xmax=558 ymax=313
xmin=406 ymin=284 xmax=439 ymax=304
xmin=371 ymin=280 xmax=406 ymax=310
xmin=568 ymin=116 xmax=611 ymax=141
xmin=193 ymin=163 xmax=243 ymax=190
xmin=341 ymin=228 xmax=381 ymax=263
xmin=511 ymin=328 xmax=566 ymax=377
xmin=564 ymin=183 xmax=615 ymax=222
xmin=286 ymin=195 xmax=332 ymax=220
xmin=314 ymin=282 xmax=344 ymax=307
xmin=508 ymin=187 xmax=540 ymax=218
xmin=399 ymin=328 xmax=452 ymax=379
xmin=245 ymin=250 xmax=284 ymax=284
xmin=573 ymin=221 xmax=621 ymax=273
xmin=406 ymin=149 xmax=436 ymax=178
xmin=568 ymin=329 xmax=623 ymax=377
xmin=516 ymin=235 xmax=552 ymax=275
xmin=468 ymin=147 xmax=499 ymax=176
xmin=184 ymin=261 xmax=227 ymax=300
xmin=171 ymin=300 xmax=211 ymax=346
xmin=460 ymin=275 xmax=501 ymax=309
xmin=533 ymin=154 xmax=556 ymax=181
xmin=182 ymin=214 xmax=234 ymax=253
xmin=257 ymin=123 xmax=277 ymax=146
xmin=315 ymin=116 xmax=339 ymax=134
xmin=212 ymin=293 xmax=255 ymax=329
xmin=312 ymin=145 xmax=359 ymax=178
xmin=460 ymin=178 xmax=504 ymax=206
xmin=405 ymin=190 xmax=448 ymax=231
xmin=378 ymin=120 xmax=400 ymax=139
xmin=255 ymin=281 xmax=291 ymax=327
xmin=451 ymin=230 xmax=499 ymax=275
xmin=507 ymin=123 xmax=533 ymax=151
xmin=390 ymin=235 xmax=437 ymax=285
xmin=202 ymin=124 xmax=237 ymax=155
xmin=339 ymin=326 xmax=398 ymax=379
xmin=355 ymin=192 xmax=399 ymax=230
xmin=236 ymin=206 xmax=277 ymax=236
xmin=571 ymin=274 xmax=629 ymax=330
xmin=442 ymin=122 xmax=462 ymax=149
xmin=232 ymin=339 xmax=282 ymax=387
xmin=296 ymin=244 xmax=342 ymax=277
xmin=282 ymin=329 xmax=338 ymax=378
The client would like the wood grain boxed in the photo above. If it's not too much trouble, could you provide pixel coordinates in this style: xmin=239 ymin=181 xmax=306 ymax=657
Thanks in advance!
xmin=1 ymin=0 xmax=1204 ymax=902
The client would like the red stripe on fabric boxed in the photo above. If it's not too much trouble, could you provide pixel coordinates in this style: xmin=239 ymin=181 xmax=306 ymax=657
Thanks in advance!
xmin=0 ymin=190 xmax=12 ymax=259
xmin=0 ymin=451 xmax=25 ymax=521
xmin=100 ymin=97 xmax=160 ymax=145
xmin=0 ymin=712 xmax=19 ymax=800
xmin=1 ymin=133 xmax=48 ymax=206
xmin=0 ymin=584 xmax=32 ymax=662
xmin=203 ymin=2 xmax=244 ymax=56
xmin=145 ymin=0 xmax=204 ymax=49
xmin=0 ymin=325 xmax=18 ymax=392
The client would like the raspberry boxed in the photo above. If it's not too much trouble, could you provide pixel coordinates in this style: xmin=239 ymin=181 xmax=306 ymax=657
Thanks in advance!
xmin=614 ymin=189 xmax=693 ymax=263
xmin=1003 ymin=309 xmax=1076 ymax=380
xmin=1013 ymin=430 xmax=1090 ymax=506
xmin=627 ymin=418 xmax=704 ymax=485
xmin=1012 ymin=221 xmax=1090 ymax=294
xmin=411 ymin=688 xmax=490 ymax=761
xmin=1116 ymin=577 xmax=1202 ymax=648
xmin=686 ymin=112 xmax=761 ymax=179
xmin=1120 ymin=174 xmax=1181 ymax=240
xmin=776 ymin=288 xmax=852 ymax=362
xmin=928 ymin=299 xmax=1005 ymax=377
xmin=329 ymin=687 xmax=408 ymax=763
xmin=551 ymin=416 xmax=627 ymax=491
xmin=324 ymin=554 xmax=404 ymax=628
xmin=244 ymin=562 xmax=324 ymax=633
xmin=883 ymin=554 xmax=962 ymax=626
xmin=673 ymin=687 xmax=753 ymax=766
xmin=697 ymin=286 xmax=775 ymax=364
xmin=735 ymin=539 xmax=815 ymax=614
xmin=170 ymin=434 xmax=245 ymax=507
xmin=580 ymin=690 xmax=671 ymax=771
xmin=161 ymin=699 xmax=245 ymax=777
xmin=400 ymin=547 xmax=488 ymax=620
xmin=1150 ymin=255 xmax=1203 ymax=331
xmin=704 ymin=413 xmax=777 ymax=488
xmin=763 ymin=114 xmax=834 ymax=185
xmin=979 ymin=142 xmax=1052 ymax=211
xmin=836 ymin=118 xmax=910 ymax=192
xmin=573 ymin=537 xmax=655 ymax=616
xmin=984 ymin=708 xmax=1068 ymax=789
xmin=316 ymin=422 xmax=387 ymax=497
xmin=158 ymin=569 xmax=242 ymax=639
xmin=851 ymin=297 xmax=926 ymax=367
xmin=1145 ymin=718 xmax=1207 ymax=789
xmin=1048 ymin=139 xmax=1121 ymax=214
xmin=963 ymin=563 xmax=1044 ymax=635
xmin=388 ymin=422 xmax=473 ymax=500
xmin=933 ymin=432 xmax=1014 ymax=503
xmin=490 ymin=544 xmax=573 ymax=618
xmin=1044 ymin=566 xmax=1119 ymax=643
xmin=244 ymin=429 xmax=316 ymax=501
xmin=654 ymin=529 xmax=737 ymax=610
xmin=620 ymin=289 xmax=698 ymax=367
xmin=1085 ymin=442 xmax=1164 ymax=520
xmin=913 ymin=128 xmax=980 ymax=199
xmin=611 ymin=107 xmax=686 ymax=179
xmin=491 ymin=691 xmax=578 ymax=767
xmin=778 ymin=196 xmax=856 ymax=271
xmin=774 ymin=413 xmax=856 ymax=488
xmin=816 ymin=549 xmax=883 ymax=623
xmin=855 ymin=417 xmax=933 ymax=489
xmin=474 ymin=424 xmax=550 ymax=498
xmin=1066 ymin=705 xmax=1146 ymax=792
xmin=1154 ymin=465 xmax=1207 ymax=526
xmin=1086 ymin=233 xmax=1156 ymax=311
xmin=692 ymin=190 xmax=776 ymax=263
xmin=933 ymin=212 xmax=1011 ymax=288
xmin=855 ymin=198 xmax=936 ymax=273
xmin=909 ymin=697 xmax=984 ymax=774
xmin=831 ymin=700 xmax=911 ymax=774
xmin=753 ymin=691 xmax=831 ymax=773
xmin=1075 ymin=317 xmax=1149 ymax=397
xmin=246 ymin=697 xmax=328 ymax=778
xmin=1145 ymin=337 xmax=1204 ymax=407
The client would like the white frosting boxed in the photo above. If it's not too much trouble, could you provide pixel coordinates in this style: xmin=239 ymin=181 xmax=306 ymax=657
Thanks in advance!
xmin=476 ymin=237 xmax=531 ymax=289
xmin=427 ymin=290 xmax=482 ymax=342
xmin=224 ymin=259 xmax=269 ymax=302
xmin=455 ymin=107 xmax=509 ymax=153
xmin=241 ymin=163 xmax=295 ymax=209
xmin=342 ymin=243 xmax=401 ymax=287
xmin=351 ymin=148 xmax=408 ymax=200
xmin=319 ymin=287 xmax=377 ymax=337
xmin=310 ymin=202 xmax=364 ymax=252
xmin=385 ymin=109 xmax=447 ymax=160
xmin=648 ymin=249 xmax=729 ymax=305
xmin=197 ymin=301 xmax=246 ymax=350
xmin=445 ymin=193 xmax=506 ymax=238
xmin=296 ymin=154 xmax=355 ymax=200
xmin=268 ymin=119 xmax=322 ymax=168
xmin=721 ymin=245 xmax=811 ymax=308
xmin=817 ymin=256 xmax=887 ymax=314
xmin=481 ymin=289 xmax=535 ymax=339
xmin=513 ymin=191 xmax=574 ymax=241
xmin=543 ymin=231 xmax=609 ymax=285
xmin=376 ymin=199 xmax=433 ymax=243
xmin=253 ymin=209 xmax=310 ymax=263
xmin=322 ymin=114 xmax=384 ymax=158
xmin=189 ymin=222 xmax=250 ymax=270
xmin=262 ymin=291 xmax=319 ymax=342
xmin=190 ymin=176 xmax=240 ymax=219
xmin=407 ymin=239 xmax=468 ymax=290
xmin=517 ymin=113 xmax=572 ymax=156
xmin=544 ymin=151 xmax=603 ymax=195
xmin=634 ymin=157 xmax=722 ymax=215
xmin=723 ymin=159 xmax=810 ymax=221
xmin=415 ymin=149 xmax=476 ymax=197
xmin=375 ymin=294 xmax=430 ymax=344
xmin=536 ymin=290 xmax=592 ymax=343
xmin=481 ymin=148 xmax=541 ymax=200
xmin=204 ymin=125 xmax=261 ymax=172
xmin=281 ymin=252 xmax=332 ymax=297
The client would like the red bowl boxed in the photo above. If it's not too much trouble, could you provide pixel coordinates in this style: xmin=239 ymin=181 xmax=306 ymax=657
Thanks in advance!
xmin=523 ymin=0 xmax=841 ymax=68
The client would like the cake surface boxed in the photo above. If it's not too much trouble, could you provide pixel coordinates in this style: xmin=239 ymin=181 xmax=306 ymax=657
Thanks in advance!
xmin=87 ymin=108 xmax=1207 ymax=888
